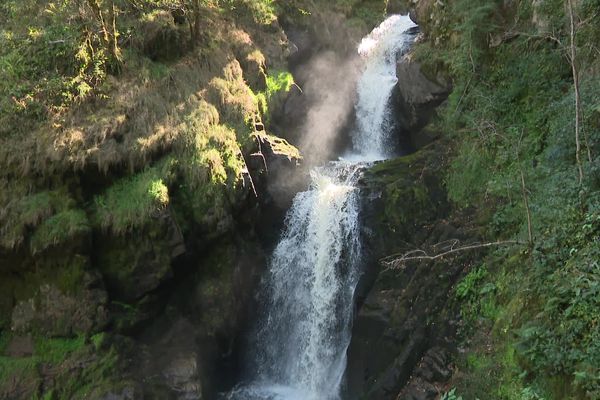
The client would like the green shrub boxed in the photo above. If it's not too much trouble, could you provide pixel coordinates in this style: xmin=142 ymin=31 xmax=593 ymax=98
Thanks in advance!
xmin=440 ymin=388 xmax=463 ymax=400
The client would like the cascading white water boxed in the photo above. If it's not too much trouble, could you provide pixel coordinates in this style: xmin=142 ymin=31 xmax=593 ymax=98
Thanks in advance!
xmin=228 ymin=163 xmax=362 ymax=400
xmin=353 ymin=15 xmax=417 ymax=161
xmin=226 ymin=15 xmax=417 ymax=400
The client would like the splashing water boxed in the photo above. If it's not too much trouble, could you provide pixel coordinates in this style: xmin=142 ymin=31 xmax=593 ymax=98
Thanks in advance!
xmin=227 ymin=163 xmax=362 ymax=400
xmin=226 ymin=15 xmax=417 ymax=400
xmin=353 ymin=15 xmax=417 ymax=161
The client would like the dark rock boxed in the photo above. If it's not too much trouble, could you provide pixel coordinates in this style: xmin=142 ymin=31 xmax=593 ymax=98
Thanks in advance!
xmin=4 ymin=335 xmax=34 ymax=357
xmin=133 ymin=236 xmax=267 ymax=399
xmin=246 ymin=133 xmax=305 ymax=244
xmin=396 ymin=58 xmax=450 ymax=111
xmin=95 ymin=210 xmax=184 ymax=302
xmin=390 ymin=55 xmax=451 ymax=150
xmin=11 ymin=271 xmax=109 ymax=336
xmin=347 ymin=142 xmax=480 ymax=399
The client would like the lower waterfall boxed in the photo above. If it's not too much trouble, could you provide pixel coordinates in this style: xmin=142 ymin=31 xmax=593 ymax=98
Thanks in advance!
xmin=228 ymin=163 xmax=362 ymax=400
xmin=226 ymin=15 xmax=417 ymax=400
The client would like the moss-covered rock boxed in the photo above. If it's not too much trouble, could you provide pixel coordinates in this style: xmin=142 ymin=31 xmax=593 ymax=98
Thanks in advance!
xmin=95 ymin=210 xmax=182 ymax=302
xmin=348 ymin=141 xmax=484 ymax=399
xmin=359 ymin=142 xmax=450 ymax=256
xmin=0 ymin=332 xmax=138 ymax=400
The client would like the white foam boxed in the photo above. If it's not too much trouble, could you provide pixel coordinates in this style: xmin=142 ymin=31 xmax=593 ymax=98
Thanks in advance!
xmin=353 ymin=15 xmax=417 ymax=161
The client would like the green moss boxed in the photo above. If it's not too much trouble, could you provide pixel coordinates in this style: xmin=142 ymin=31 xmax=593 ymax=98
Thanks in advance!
xmin=0 ymin=334 xmax=85 ymax=388
xmin=29 ymin=209 xmax=90 ymax=254
xmin=364 ymin=147 xmax=444 ymax=241
xmin=53 ymin=257 xmax=87 ymax=296
xmin=93 ymin=166 xmax=171 ymax=235
xmin=207 ymin=60 xmax=258 ymax=145
xmin=0 ymin=188 xmax=76 ymax=250
xmin=0 ymin=332 xmax=124 ymax=399
xmin=34 ymin=336 xmax=86 ymax=365
xmin=0 ymin=355 xmax=37 ymax=387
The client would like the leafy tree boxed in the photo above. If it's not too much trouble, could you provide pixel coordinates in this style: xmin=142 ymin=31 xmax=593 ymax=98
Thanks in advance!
xmin=82 ymin=0 xmax=123 ymax=73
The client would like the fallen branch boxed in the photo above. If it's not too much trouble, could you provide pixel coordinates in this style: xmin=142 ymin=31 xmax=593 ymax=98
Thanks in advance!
xmin=382 ymin=239 xmax=523 ymax=269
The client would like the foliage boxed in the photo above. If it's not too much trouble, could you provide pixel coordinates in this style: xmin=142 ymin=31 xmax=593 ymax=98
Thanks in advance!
xmin=30 ymin=210 xmax=91 ymax=254
xmin=455 ymin=265 xmax=498 ymax=332
xmin=417 ymin=0 xmax=600 ymax=397
xmin=440 ymin=388 xmax=463 ymax=400
xmin=0 ymin=0 xmax=122 ymax=136
xmin=229 ymin=0 xmax=277 ymax=25
xmin=93 ymin=166 xmax=171 ymax=234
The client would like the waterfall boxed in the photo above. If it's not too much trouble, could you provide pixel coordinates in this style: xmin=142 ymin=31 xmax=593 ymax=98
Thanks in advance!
xmin=353 ymin=15 xmax=417 ymax=160
xmin=228 ymin=163 xmax=362 ymax=400
xmin=226 ymin=15 xmax=417 ymax=400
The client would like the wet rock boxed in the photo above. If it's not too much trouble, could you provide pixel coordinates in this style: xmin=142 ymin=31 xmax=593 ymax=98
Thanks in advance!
xmin=99 ymin=389 xmax=137 ymax=400
xmin=398 ymin=347 xmax=452 ymax=400
xmin=162 ymin=355 xmax=203 ymax=399
xmin=133 ymin=237 xmax=267 ymax=399
xmin=390 ymin=55 xmax=451 ymax=150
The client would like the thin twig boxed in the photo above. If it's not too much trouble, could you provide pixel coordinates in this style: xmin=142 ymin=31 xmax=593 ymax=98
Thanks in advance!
xmin=382 ymin=240 xmax=522 ymax=269
xmin=516 ymin=129 xmax=534 ymax=246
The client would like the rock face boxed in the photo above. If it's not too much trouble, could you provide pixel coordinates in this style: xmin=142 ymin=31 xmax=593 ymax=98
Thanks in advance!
xmin=11 ymin=278 xmax=109 ymax=337
xmin=127 ymin=236 xmax=268 ymax=399
xmin=347 ymin=142 xmax=482 ymax=399
xmin=389 ymin=55 xmax=451 ymax=152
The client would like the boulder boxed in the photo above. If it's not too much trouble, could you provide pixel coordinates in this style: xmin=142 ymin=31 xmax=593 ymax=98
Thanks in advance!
xmin=95 ymin=209 xmax=184 ymax=302
xmin=11 ymin=272 xmax=108 ymax=336
xmin=390 ymin=55 xmax=451 ymax=149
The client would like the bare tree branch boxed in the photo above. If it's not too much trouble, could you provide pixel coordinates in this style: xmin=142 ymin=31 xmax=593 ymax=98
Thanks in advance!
xmin=382 ymin=240 xmax=523 ymax=270
xmin=517 ymin=130 xmax=534 ymax=246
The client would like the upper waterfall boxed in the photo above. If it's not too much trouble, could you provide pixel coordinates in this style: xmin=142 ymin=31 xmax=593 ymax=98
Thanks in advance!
xmin=352 ymin=14 xmax=417 ymax=161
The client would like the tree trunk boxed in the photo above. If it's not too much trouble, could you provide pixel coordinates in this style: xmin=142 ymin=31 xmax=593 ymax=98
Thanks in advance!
xmin=107 ymin=0 xmax=123 ymax=74
xmin=568 ymin=0 xmax=584 ymax=184
xmin=86 ymin=0 xmax=122 ymax=74
xmin=187 ymin=0 xmax=202 ymax=47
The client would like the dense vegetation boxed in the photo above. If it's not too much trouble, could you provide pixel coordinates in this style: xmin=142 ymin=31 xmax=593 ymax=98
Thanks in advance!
xmin=411 ymin=0 xmax=599 ymax=398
